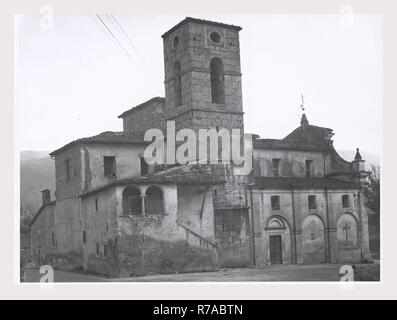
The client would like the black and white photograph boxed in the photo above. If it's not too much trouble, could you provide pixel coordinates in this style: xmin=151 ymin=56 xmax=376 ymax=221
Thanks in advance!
xmin=16 ymin=12 xmax=381 ymax=283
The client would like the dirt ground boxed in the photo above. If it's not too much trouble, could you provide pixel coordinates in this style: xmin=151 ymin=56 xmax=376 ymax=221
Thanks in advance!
xmin=23 ymin=264 xmax=359 ymax=282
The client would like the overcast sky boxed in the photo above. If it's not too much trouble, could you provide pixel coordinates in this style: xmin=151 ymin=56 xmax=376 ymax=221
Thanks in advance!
xmin=15 ymin=14 xmax=382 ymax=156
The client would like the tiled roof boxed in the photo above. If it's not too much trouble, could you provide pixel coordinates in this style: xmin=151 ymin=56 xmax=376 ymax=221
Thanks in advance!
xmin=162 ymin=17 xmax=242 ymax=39
xmin=49 ymin=131 xmax=148 ymax=157
xmin=283 ymin=124 xmax=334 ymax=147
xmin=28 ymin=201 xmax=56 ymax=228
xmin=118 ymin=97 xmax=165 ymax=118
xmin=79 ymin=163 xmax=225 ymax=198
xmin=252 ymin=177 xmax=360 ymax=190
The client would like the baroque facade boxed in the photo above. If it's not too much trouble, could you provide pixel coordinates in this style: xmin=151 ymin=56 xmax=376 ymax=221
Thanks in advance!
xmin=29 ymin=17 xmax=371 ymax=277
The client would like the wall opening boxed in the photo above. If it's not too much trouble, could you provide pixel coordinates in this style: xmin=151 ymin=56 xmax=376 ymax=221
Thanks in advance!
xmin=140 ymin=157 xmax=149 ymax=176
xmin=210 ymin=57 xmax=225 ymax=104
xmin=103 ymin=156 xmax=116 ymax=178
xmin=123 ymin=186 xmax=142 ymax=215
xmin=342 ymin=195 xmax=350 ymax=208
xmin=308 ymin=195 xmax=317 ymax=209
xmin=271 ymin=196 xmax=280 ymax=210
xmin=305 ymin=160 xmax=313 ymax=177
xmin=272 ymin=158 xmax=281 ymax=177
xmin=145 ymin=186 xmax=164 ymax=215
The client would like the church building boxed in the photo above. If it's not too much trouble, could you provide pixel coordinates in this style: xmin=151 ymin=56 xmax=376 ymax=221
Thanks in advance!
xmin=29 ymin=17 xmax=371 ymax=277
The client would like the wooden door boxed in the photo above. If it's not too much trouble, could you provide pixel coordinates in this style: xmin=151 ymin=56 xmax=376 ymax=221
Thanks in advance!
xmin=269 ymin=235 xmax=282 ymax=264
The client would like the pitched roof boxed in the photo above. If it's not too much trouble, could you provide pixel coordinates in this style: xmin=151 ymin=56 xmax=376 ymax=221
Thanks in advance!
xmin=28 ymin=201 xmax=56 ymax=228
xmin=283 ymin=124 xmax=334 ymax=148
xmin=49 ymin=131 xmax=148 ymax=157
xmin=162 ymin=17 xmax=242 ymax=39
xmin=252 ymin=177 xmax=360 ymax=190
xmin=118 ymin=97 xmax=165 ymax=118
xmin=79 ymin=163 xmax=225 ymax=198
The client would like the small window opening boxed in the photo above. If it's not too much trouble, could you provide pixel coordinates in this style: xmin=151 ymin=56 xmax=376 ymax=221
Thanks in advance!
xmin=272 ymin=159 xmax=281 ymax=177
xmin=210 ymin=31 xmax=221 ymax=43
xmin=271 ymin=196 xmax=280 ymax=210
xmin=308 ymin=195 xmax=317 ymax=209
xmin=306 ymin=160 xmax=313 ymax=177
xmin=342 ymin=195 xmax=350 ymax=208
xmin=104 ymin=156 xmax=116 ymax=178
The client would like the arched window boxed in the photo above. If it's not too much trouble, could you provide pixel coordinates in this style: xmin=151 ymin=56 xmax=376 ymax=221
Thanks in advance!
xmin=210 ymin=57 xmax=225 ymax=104
xmin=123 ymin=186 xmax=142 ymax=215
xmin=174 ymin=61 xmax=182 ymax=107
xmin=145 ymin=186 xmax=164 ymax=215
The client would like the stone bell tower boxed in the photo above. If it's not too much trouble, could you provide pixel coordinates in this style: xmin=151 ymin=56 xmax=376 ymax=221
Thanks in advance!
xmin=161 ymin=17 xmax=244 ymax=134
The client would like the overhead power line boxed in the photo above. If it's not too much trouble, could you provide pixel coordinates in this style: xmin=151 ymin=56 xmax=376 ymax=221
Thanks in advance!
xmin=108 ymin=14 xmax=144 ymax=61
xmin=92 ymin=14 xmax=134 ymax=63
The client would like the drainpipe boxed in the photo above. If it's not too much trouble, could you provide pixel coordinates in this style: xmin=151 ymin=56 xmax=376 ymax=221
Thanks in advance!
xmin=291 ymin=187 xmax=297 ymax=264
xmin=249 ymin=186 xmax=256 ymax=266
xmin=324 ymin=187 xmax=331 ymax=263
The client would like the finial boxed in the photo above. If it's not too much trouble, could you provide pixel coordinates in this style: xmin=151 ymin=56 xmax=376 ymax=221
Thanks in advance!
xmin=354 ymin=148 xmax=362 ymax=161
xmin=300 ymin=94 xmax=305 ymax=112
xmin=299 ymin=94 xmax=309 ymax=126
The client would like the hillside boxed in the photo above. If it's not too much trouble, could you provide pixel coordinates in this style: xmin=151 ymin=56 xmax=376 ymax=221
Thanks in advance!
xmin=20 ymin=151 xmax=55 ymax=217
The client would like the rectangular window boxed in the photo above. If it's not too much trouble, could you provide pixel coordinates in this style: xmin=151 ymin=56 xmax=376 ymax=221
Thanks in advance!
xmin=96 ymin=243 xmax=100 ymax=256
xmin=342 ymin=195 xmax=350 ymax=208
xmin=65 ymin=159 xmax=71 ymax=181
xmin=308 ymin=195 xmax=317 ymax=209
xmin=51 ymin=232 xmax=55 ymax=248
xmin=95 ymin=198 xmax=98 ymax=212
xmin=272 ymin=159 xmax=281 ymax=177
xmin=305 ymin=160 xmax=313 ymax=177
xmin=140 ymin=157 xmax=148 ymax=176
xmin=82 ymin=230 xmax=86 ymax=243
xmin=103 ymin=244 xmax=107 ymax=257
xmin=271 ymin=196 xmax=280 ymax=210
xmin=104 ymin=156 xmax=116 ymax=177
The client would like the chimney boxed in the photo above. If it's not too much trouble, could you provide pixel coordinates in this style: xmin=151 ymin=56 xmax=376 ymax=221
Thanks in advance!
xmin=41 ymin=189 xmax=51 ymax=206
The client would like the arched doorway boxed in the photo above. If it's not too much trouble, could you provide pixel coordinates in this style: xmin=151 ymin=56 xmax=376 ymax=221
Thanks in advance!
xmin=122 ymin=186 xmax=142 ymax=215
xmin=145 ymin=186 xmax=164 ymax=215
xmin=265 ymin=216 xmax=292 ymax=265
xmin=302 ymin=214 xmax=326 ymax=264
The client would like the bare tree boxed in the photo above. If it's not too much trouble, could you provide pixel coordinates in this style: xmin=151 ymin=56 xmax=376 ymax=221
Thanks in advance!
xmin=364 ymin=165 xmax=380 ymax=229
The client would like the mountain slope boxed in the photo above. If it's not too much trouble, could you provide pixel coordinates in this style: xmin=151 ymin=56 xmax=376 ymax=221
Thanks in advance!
xmin=20 ymin=151 xmax=55 ymax=215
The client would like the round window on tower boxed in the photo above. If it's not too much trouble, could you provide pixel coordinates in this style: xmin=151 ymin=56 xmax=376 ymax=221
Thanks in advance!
xmin=210 ymin=31 xmax=222 ymax=44
xmin=172 ymin=35 xmax=179 ymax=48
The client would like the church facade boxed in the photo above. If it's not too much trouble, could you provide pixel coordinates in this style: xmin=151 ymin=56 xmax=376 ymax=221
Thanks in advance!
xmin=29 ymin=17 xmax=371 ymax=277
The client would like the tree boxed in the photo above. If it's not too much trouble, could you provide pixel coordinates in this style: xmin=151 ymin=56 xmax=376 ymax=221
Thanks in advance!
xmin=364 ymin=165 xmax=380 ymax=228
xmin=20 ymin=202 xmax=37 ymax=234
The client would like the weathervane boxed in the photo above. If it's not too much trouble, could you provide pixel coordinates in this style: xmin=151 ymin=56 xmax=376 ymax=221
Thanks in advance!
xmin=300 ymin=94 xmax=305 ymax=112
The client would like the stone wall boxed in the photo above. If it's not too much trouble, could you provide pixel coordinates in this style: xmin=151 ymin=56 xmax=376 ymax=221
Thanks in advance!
xmin=30 ymin=203 xmax=56 ymax=264
xmin=80 ymin=187 xmax=119 ymax=276
xmin=82 ymin=143 xmax=145 ymax=192
xmin=116 ymin=184 xmax=219 ymax=277
xmin=250 ymin=188 xmax=371 ymax=265
xmin=122 ymin=98 xmax=165 ymax=138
